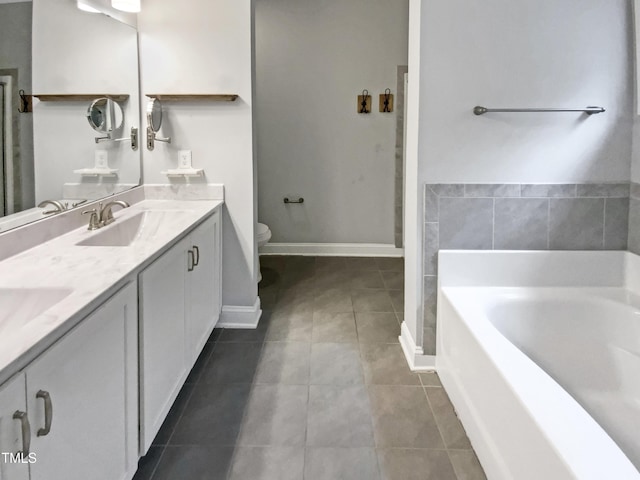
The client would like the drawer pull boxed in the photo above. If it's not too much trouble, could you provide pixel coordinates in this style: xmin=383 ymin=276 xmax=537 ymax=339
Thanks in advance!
xmin=187 ymin=250 xmax=195 ymax=272
xmin=36 ymin=390 xmax=53 ymax=436
xmin=193 ymin=246 xmax=200 ymax=266
xmin=12 ymin=411 xmax=31 ymax=454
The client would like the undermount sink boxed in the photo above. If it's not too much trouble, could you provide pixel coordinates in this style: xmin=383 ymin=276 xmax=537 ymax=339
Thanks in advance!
xmin=76 ymin=211 xmax=166 ymax=247
xmin=0 ymin=288 xmax=73 ymax=332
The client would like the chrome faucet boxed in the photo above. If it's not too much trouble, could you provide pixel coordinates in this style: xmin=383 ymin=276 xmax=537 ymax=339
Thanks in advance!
xmin=38 ymin=200 xmax=66 ymax=215
xmin=99 ymin=200 xmax=130 ymax=226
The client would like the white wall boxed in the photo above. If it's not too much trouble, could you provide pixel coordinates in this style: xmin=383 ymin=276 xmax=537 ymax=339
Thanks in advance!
xmin=402 ymin=0 xmax=635 ymax=360
xmin=418 ymin=0 xmax=633 ymax=185
xmin=138 ymin=0 xmax=258 ymax=309
xmin=255 ymin=0 xmax=408 ymax=244
xmin=32 ymin=0 xmax=140 ymax=202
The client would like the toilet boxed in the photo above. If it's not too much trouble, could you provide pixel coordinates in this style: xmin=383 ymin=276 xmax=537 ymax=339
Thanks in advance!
xmin=256 ymin=222 xmax=272 ymax=282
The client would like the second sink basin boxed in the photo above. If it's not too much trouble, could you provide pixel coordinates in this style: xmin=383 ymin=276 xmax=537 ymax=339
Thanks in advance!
xmin=76 ymin=211 xmax=165 ymax=247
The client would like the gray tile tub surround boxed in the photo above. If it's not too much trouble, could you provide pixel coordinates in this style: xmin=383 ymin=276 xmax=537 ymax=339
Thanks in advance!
xmin=421 ymin=183 xmax=630 ymax=355
xmin=426 ymin=183 xmax=630 ymax=252
xmin=628 ymin=182 xmax=640 ymax=255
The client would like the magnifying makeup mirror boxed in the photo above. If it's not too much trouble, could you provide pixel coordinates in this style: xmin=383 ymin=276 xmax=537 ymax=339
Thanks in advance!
xmin=146 ymin=98 xmax=171 ymax=150
xmin=87 ymin=97 xmax=124 ymax=143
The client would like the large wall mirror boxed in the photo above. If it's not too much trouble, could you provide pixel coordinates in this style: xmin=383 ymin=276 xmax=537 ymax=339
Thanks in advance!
xmin=0 ymin=0 xmax=140 ymax=232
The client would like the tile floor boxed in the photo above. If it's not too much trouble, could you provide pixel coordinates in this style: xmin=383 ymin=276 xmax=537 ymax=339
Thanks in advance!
xmin=134 ymin=256 xmax=487 ymax=480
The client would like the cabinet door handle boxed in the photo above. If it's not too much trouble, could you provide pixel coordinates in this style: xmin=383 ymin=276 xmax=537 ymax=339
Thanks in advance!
xmin=36 ymin=390 xmax=53 ymax=436
xmin=12 ymin=411 xmax=31 ymax=455
xmin=187 ymin=250 xmax=195 ymax=272
xmin=193 ymin=245 xmax=200 ymax=266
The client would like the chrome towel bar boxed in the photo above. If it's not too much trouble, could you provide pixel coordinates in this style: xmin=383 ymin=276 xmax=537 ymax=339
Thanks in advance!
xmin=473 ymin=106 xmax=605 ymax=116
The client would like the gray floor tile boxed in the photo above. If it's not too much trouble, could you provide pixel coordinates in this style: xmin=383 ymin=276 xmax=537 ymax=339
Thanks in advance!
xmin=143 ymin=256 xmax=486 ymax=480
xmin=381 ymin=271 xmax=404 ymax=290
xmin=219 ymin=312 xmax=271 ymax=343
xmin=152 ymin=383 xmax=196 ymax=446
xmin=281 ymin=269 xmax=316 ymax=289
xmin=368 ymin=386 xmax=444 ymax=448
xmin=448 ymin=450 xmax=487 ymax=480
xmin=208 ymin=328 xmax=222 ymax=343
xmin=200 ymin=342 xmax=262 ymax=384
xmin=185 ymin=341 xmax=217 ymax=383
xmin=260 ymin=291 xmax=278 ymax=309
xmin=356 ymin=312 xmax=400 ymax=343
xmin=304 ymin=447 xmax=381 ymax=480
xmin=259 ymin=271 xmax=281 ymax=295
xmin=314 ymin=287 xmax=354 ymax=313
xmin=344 ymin=257 xmax=379 ymax=271
xmin=377 ymin=449 xmax=457 ymax=480
xmin=314 ymin=270 xmax=352 ymax=292
xmin=255 ymin=342 xmax=310 ymax=384
xmin=132 ymin=446 xmax=163 ymax=480
xmin=259 ymin=255 xmax=287 ymax=273
xmin=348 ymin=270 xmax=385 ymax=289
xmin=315 ymin=256 xmax=347 ymax=272
xmin=238 ymin=385 xmax=308 ymax=446
xmin=312 ymin=312 xmax=357 ymax=343
xmin=284 ymin=255 xmax=316 ymax=271
xmin=310 ymin=342 xmax=364 ymax=385
xmin=352 ymin=289 xmax=395 ymax=312
xmin=426 ymin=387 xmax=472 ymax=449
xmin=376 ymin=257 xmax=404 ymax=271
xmin=228 ymin=447 xmax=304 ymax=480
xmin=388 ymin=290 xmax=404 ymax=313
xmin=170 ymin=383 xmax=251 ymax=445
xmin=419 ymin=372 xmax=442 ymax=387
xmin=360 ymin=343 xmax=420 ymax=385
xmin=307 ymin=385 xmax=375 ymax=447
xmin=151 ymin=445 xmax=233 ymax=480
xmin=275 ymin=288 xmax=315 ymax=312
xmin=265 ymin=309 xmax=313 ymax=342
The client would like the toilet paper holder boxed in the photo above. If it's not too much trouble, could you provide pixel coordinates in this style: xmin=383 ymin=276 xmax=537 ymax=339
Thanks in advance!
xmin=284 ymin=196 xmax=304 ymax=204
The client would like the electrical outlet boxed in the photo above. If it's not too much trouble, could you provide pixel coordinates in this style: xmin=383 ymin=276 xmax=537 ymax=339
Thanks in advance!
xmin=95 ymin=151 xmax=108 ymax=169
xmin=178 ymin=150 xmax=192 ymax=169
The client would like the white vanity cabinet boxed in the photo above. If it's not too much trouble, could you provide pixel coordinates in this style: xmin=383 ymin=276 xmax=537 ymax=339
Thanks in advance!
xmin=0 ymin=375 xmax=29 ymax=480
xmin=139 ymin=210 xmax=221 ymax=453
xmin=187 ymin=210 xmax=222 ymax=364
xmin=0 ymin=282 xmax=138 ymax=480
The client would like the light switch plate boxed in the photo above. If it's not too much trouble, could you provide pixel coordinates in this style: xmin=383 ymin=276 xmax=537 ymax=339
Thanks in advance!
xmin=178 ymin=150 xmax=192 ymax=169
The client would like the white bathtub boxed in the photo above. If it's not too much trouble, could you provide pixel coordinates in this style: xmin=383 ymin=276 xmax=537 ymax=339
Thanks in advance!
xmin=437 ymin=251 xmax=640 ymax=480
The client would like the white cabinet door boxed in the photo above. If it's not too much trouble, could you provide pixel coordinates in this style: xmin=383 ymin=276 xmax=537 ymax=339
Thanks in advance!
xmin=0 ymin=374 xmax=29 ymax=480
xmin=27 ymin=283 xmax=138 ymax=480
xmin=186 ymin=212 xmax=221 ymax=366
xmin=139 ymin=236 xmax=189 ymax=453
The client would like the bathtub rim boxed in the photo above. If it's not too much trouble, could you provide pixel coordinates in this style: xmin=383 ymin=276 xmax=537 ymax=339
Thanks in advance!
xmin=437 ymin=285 xmax=640 ymax=480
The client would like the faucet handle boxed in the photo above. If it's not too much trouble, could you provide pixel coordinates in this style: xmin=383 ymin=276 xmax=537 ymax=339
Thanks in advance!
xmin=81 ymin=209 xmax=100 ymax=231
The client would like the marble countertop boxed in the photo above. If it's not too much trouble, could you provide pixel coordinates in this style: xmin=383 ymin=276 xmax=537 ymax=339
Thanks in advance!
xmin=0 ymin=197 xmax=222 ymax=385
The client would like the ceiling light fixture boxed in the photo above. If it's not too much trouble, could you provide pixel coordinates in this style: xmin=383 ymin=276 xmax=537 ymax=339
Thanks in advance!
xmin=77 ymin=0 xmax=100 ymax=13
xmin=111 ymin=0 xmax=141 ymax=13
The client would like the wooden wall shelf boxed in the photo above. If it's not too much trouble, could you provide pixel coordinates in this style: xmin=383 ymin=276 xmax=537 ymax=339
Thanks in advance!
xmin=146 ymin=94 xmax=239 ymax=102
xmin=34 ymin=94 xmax=130 ymax=102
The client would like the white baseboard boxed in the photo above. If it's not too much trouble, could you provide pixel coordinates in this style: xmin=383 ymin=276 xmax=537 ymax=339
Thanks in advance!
xmin=218 ymin=298 xmax=262 ymax=329
xmin=399 ymin=321 xmax=436 ymax=371
xmin=259 ymin=243 xmax=404 ymax=257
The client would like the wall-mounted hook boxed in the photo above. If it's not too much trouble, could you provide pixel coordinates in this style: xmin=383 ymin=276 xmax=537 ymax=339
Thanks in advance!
xmin=17 ymin=89 xmax=32 ymax=113
xmin=379 ymin=88 xmax=394 ymax=113
xmin=358 ymin=89 xmax=371 ymax=114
